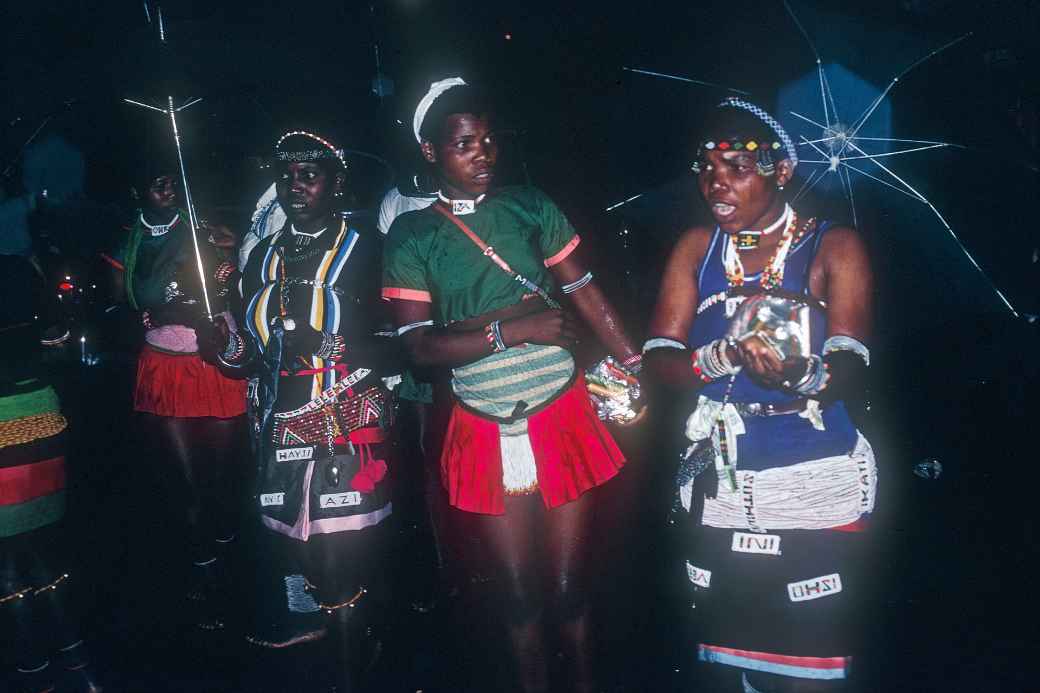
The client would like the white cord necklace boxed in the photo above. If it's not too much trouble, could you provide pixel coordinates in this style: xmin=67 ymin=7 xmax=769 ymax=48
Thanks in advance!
xmin=290 ymin=224 xmax=328 ymax=239
xmin=437 ymin=191 xmax=485 ymax=216
xmin=139 ymin=212 xmax=180 ymax=237
xmin=734 ymin=203 xmax=792 ymax=251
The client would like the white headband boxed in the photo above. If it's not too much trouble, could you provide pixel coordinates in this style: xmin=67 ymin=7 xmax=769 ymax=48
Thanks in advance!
xmin=413 ymin=77 xmax=467 ymax=143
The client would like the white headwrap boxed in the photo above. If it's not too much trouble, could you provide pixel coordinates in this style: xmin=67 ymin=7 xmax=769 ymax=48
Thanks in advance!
xmin=413 ymin=77 xmax=467 ymax=143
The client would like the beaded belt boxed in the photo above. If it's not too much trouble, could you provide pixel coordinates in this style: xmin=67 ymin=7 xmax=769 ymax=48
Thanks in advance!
xmin=271 ymin=385 xmax=390 ymax=448
xmin=680 ymin=434 xmax=877 ymax=532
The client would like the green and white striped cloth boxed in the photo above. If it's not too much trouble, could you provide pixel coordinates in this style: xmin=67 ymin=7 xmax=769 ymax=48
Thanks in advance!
xmin=452 ymin=343 xmax=575 ymax=435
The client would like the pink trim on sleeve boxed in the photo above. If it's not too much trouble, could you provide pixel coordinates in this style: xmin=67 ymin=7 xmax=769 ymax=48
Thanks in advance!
xmin=381 ymin=287 xmax=433 ymax=302
xmin=543 ymin=234 xmax=581 ymax=267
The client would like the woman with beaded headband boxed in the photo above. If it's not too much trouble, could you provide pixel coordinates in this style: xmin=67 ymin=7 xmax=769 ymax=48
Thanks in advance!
xmin=644 ymin=98 xmax=876 ymax=692
xmin=103 ymin=156 xmax=248 ymax=632
xmin=196 ymin=130 xmax=399 ymax=687
xmin=383 ymin=78 xmax=642 ymax=693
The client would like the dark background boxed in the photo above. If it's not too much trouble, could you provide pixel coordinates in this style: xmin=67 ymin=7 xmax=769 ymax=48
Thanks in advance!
xmin=3 ymin=1 xmax=1039 ymax=691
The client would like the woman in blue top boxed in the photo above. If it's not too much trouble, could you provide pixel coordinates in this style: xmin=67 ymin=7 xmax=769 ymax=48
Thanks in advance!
xmin=645 ymin=99 xmax=876 ymax=693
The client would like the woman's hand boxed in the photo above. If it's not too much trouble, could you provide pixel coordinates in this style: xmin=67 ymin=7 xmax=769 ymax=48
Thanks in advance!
xmin=500 ymin=310 xmax=579 ymax=349
xmin=732 ymin=333 xmax=785 ymax=386
xmin=195 ymin=315 xmax=231 ymax=364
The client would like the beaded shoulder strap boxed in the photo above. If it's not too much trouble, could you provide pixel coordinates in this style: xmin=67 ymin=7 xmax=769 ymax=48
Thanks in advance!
xmin=430 ymin=203 xmax=561 ymax=309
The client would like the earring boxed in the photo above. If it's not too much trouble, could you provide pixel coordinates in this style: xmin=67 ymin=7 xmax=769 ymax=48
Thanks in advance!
xmin=778 ymin=184 xmax=785 ymax=191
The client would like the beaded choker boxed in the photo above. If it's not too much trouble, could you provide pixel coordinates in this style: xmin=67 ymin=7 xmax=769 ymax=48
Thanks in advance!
xmin=290 ymin=224 xmax=328 ymax=248
xmin=735 ymin=204 xmax=792 ymax=251
xmin=139 ymin=212 xmax=180 ymax=237
xmin=723 ymin=209 xmax=814 ymax=290
xmin=437 ymin=192 xmax=486 ymax=216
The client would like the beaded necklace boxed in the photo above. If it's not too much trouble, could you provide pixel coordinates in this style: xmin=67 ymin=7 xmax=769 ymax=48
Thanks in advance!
xmin=712 ymin=208 xmax=813 ymax=494
xmin=290 ymin=224 xmax=328 ymax=249
xmin=735 ymin=203 xmax=791 ymax=251
xmin=722 ymin=210 xmax=814 ymax=291
xmin=139 ymin=212 xmax=180 ymax=237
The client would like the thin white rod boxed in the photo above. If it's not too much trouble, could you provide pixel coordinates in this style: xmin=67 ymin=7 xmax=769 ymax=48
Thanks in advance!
xmin=840 ymin=143 xmax=949 ymax=160
xmin=789 ymin=110 xmax=829 ymax=131
xmin=123 ymin=98 xmax=167 ymax=114
xmin=622 ymin=67 xmax=751 ymax=95
xmin=921 ymin=196 xmax=1018 ymax=316
xmin=177 ymin=97 xmax=203 ymax=111
xmin=157 ymin=4 xmax=166 ymax=41
xmin=817 ymin=61 xmax=831 ymax=129
xmin=852 ymin=136 xmax=957 ymax=146
xmin=793 ymin=167 xmax=823 ymax=203
xmin=844 ymin=140 xmax=927 ymax=202
xmin=838 ymin=161 xmax=924 ymax=202
xmin=839 ymin=165 xmax=858 ymax=229
xmin=604 ymin=193 xmax=644 ymax=212
xmin=843 ymin=33 xmax=972 ymax=153
xmin=799 ymin=136 xmax=839 ymax=146
xmin=783 ymin=0 xmax=821 ymax=61
xmin=798 ymin=135 xmax=833 ymax=162
xmin=167 ymin=95 xmax=212 ymax=319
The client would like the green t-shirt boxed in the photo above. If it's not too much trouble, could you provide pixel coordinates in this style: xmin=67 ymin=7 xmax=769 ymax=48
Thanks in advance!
xmin=382 ymin=186 xmax=580 ymax=324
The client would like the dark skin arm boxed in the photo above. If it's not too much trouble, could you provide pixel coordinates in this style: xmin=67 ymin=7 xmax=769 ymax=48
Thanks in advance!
xmin=645 ymin=226 xmax=712 ymax=390
xmin=392 ymin=299 xmax=580 ymax=369
xmin=808 ymin=225 xmax=873 ymax=400
xmin=746 ymin=225 xmax=873 ymax=391
xmin=646 ymin=223 xmax=873 ymax=397
xmin=392 ymin=255 xmax=635 ymax=369
xmin=550 ymin=253 xmax=639 ymax=363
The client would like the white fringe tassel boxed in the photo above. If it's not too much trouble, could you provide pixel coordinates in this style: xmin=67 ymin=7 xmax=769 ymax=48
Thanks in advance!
xmin=501 ymin=433 xmax=539 ymax=494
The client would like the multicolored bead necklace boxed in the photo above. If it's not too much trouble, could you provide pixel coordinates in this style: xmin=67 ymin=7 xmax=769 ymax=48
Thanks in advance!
xmin=723 ymin=209 xmax=814 ymax=291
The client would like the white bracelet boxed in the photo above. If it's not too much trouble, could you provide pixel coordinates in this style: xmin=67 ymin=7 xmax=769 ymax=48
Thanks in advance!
xmin=642 ymin=337 xmax=686 ymax=354
xmin=822 ymin=335 xmax=870 ymax=366
xmin=561 ymin=271 xmax=593 ymax=294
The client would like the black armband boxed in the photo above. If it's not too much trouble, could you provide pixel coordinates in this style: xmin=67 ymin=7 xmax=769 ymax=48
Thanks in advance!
xmin=818 ymin=349 xmax=868 ymax=404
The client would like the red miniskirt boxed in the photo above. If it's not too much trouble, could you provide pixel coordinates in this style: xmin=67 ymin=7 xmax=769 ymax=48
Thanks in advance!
xmin=440 ymin=373 xmax=625 ymax=515
xmin=134 ymin=345 xmax=247 ymax=418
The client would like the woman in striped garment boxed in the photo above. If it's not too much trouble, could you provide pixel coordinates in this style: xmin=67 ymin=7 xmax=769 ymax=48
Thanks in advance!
xmin=383 ymin=79 xmax=641 ymax=693
xmin=200 ymin=130 xmax=399 ymax=688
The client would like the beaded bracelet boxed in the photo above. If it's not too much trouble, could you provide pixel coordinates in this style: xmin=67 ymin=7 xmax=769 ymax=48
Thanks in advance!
xmin=326 ymin=335 xmax=346 ymax=362
xmin=213 ymin=261 xmax=236 ymax=286
xmin=142 ymin=311 xmax=156 ymax=330
xmin=620 ymin=353 xmax=643 ymax=374
xmin=314 ymin=330 xmax=335 ymax=359
xmin=485 ymin=320 xmax=507 ymax=353
xmin=790 ymin=355 xmax=829 ymax=396
xmin=692 ymin=338 xmax=737 ymax=381
xmin=221 ymin=332 xmax=245 ymax=363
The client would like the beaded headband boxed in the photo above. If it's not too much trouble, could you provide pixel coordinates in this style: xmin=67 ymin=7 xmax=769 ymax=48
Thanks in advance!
xmin=275 ymin=130 xmax=347 ymax=170
xmin=718 ymin=97 xmax=798 ymax=167
xmin=413 ymin=77 xmax=467 ymax=143
xmin=691 ymin=143 xmax=782 ymax=176
xmin=692 ymin=99 xmax=798 ymax=177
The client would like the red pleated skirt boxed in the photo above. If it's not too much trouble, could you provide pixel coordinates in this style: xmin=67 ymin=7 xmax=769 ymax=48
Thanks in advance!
xmin=440 ymin=373 xmax=625 ymax=515
xmin=134 ymin=345 xmax=247 ymax=418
